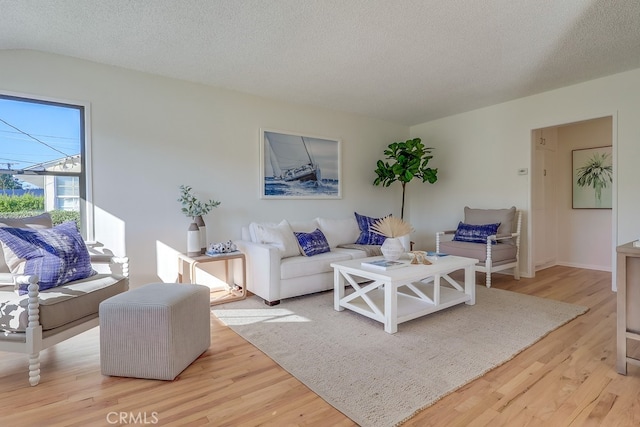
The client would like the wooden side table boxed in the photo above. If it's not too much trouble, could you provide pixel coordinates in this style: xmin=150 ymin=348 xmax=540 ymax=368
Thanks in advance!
xmin=177 ymin=251 xmax=246 ymax=305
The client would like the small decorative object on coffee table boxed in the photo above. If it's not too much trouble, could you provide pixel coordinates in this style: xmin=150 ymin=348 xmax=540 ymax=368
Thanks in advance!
xmin=361 ymin=259 xmax=406 ymax=270
xmin=370 ymin=216 xmax=413 ymax=261
xmin=408 ymin=251 xmax=432 ymax=265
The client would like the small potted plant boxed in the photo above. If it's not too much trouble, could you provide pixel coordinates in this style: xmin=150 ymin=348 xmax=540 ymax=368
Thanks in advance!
xmin=178 ymin=185 xmax=221 ymax=255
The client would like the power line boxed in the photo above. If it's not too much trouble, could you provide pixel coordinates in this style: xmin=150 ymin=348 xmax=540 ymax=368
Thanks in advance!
xmin=0 ymin=117 xmax=70 ymax=158
xmin=0 ymin=156 xmax=39 ymax=165
xmin=0 ymin=128 xmax=78 ymax=141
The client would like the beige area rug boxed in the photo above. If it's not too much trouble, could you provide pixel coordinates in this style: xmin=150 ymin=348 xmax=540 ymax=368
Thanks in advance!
xmin=212 ymin=286 xmax=588 ymax=427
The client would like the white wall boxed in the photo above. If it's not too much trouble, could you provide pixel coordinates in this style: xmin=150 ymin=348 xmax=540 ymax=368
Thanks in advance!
xmin=0 ymin=50 xmax=408 ymax=286
xmin=410 ymin=68 xmax=640 ymax=282
xmin=3 ymin=50 xmax=640 ymax=287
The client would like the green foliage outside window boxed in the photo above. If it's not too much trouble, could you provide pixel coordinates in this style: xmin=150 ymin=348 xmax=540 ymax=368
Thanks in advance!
xmin=0 ymin=174 xmax=23 ymax=190
xmin=0 ymin=193 xmax=44 ymax=212
xmin=0 ymin=194 xmax=80 ymax=228
xmin=49 ymin=210 xmax=81 ymax=227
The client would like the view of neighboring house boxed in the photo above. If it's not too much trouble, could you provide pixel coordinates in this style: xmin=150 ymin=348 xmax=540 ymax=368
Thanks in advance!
xmin=1 ymin=155 xmax=81 ymax=212
xmin=19 ymin=154 xmax=81 ymax=212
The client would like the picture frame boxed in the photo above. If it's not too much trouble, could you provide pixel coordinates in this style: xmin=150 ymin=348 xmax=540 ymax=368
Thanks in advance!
xmin=260 ymin=128 xmax=342 ymax=199
xmin=572 ymin=146 xmax=613 ymax=209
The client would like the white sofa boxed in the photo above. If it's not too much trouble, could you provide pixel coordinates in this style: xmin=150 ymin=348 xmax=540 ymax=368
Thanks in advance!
xmin=236 ymin=217 xmax=405 ymax=305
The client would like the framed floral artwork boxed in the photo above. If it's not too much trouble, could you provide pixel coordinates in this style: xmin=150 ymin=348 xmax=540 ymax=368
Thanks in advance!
xmin=572 ymin=146 xmax=613 ymax=209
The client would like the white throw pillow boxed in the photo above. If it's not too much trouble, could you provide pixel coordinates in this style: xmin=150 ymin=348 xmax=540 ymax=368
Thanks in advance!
xmin=317 ymin=217 xmax=360 ymax=248
xmin=289 ymin=219 xmax=319 ymax=233
xmin=249 ymin=220 xmax=300 ymax=258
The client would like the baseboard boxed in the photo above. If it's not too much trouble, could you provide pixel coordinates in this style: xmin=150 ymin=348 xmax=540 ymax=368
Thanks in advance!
xmin=555 ymin=261 xmax=611 ymax=272
xmin=492 ymin=270 xmax=533 ymax=279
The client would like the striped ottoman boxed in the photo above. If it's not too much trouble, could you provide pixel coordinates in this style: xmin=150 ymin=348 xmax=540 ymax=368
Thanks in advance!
xmin=99 ymin=283 xmax=210 ymax=380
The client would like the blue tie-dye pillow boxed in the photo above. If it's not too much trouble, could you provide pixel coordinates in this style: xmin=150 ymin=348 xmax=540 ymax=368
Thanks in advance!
xmin=453 ymin=222 xmax=501 ymax=244
xmin=354 ymin=212 xmax=388 ymax=245
xmin=0 ymin=221 xmax=95 ymax=295
xmin=294 ymin=228 xmax=331 ymax=256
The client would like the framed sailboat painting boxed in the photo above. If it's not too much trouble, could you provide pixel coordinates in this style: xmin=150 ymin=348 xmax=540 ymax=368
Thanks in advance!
xmin=260 ymin=129 xmax=342 ymax=199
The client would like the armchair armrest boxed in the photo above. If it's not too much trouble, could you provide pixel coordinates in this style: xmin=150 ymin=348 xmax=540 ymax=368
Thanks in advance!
xmin=435 ymin=230 xmax=456 ymax=252
xmin=89 ymin=253 xmax=114 ymax=264
xmin=0 ymin=272 xmax=15 ymax=288
xmin=90 ymin=254 xmax=129 ymax=277
xmin=85 ymin=241 xmax=128 ymax=276
xmin=437 ymin=230 xmax=457 ymax=236
xmin=488 ymin=231 xmax=520 ymax=243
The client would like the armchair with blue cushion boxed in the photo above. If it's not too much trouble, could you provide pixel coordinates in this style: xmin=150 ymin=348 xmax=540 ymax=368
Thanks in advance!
xmin=0 ymin=213 xmax=129 ymax=386
xmin=436 ymin=207 xmax=522 ymax=288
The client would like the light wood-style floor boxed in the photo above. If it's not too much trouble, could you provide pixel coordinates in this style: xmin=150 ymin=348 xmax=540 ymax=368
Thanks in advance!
xmin=1 ymin=266 xmax=638 ymax=426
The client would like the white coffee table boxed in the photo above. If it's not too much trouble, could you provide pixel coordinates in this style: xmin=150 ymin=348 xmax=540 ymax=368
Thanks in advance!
xmin=331 ymin=255 xmax=478 ymax=333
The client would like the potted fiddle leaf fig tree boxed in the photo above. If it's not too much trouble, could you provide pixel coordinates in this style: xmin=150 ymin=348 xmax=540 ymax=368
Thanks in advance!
xmin=373 ymin=138 xmax=438 ymax=220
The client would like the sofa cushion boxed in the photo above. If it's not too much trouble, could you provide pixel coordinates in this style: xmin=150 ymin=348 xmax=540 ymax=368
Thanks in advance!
xmin=0 ymin=221 xmax=96 ymax=295
xmin=464 ymin=206 xmax=516 ymax=240
xmin=439 ymin=240 xmax=517 ymax=263
xmin=453 ymin=222 xmax=500 ymax=244
xmin=0 ymin=273 xmax=128 ymax=332
xmin=354 ymin=212 xmax=388 ymax=245
xmin=294 ymin=228 xmax=331 ymax=256
xmin=0 ymin=213 xmax=53 ymax=273
xmin=249 ymin=220 xmax=300 ymax=258
xmin=333 ymin=246 xmax=375 ymax=260
xmin=317 ymin=217 xmax=360 ymax=248
xmin=281 ymin=251 xmax=352 ymax=280
xmin=335 ymin=244 xmax=383 ymax=257
xmin=289 ymin=219 xmax=320 ymax=233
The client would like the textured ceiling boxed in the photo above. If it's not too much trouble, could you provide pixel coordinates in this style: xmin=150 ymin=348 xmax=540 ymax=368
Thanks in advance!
xmin=2 ymin=0 xmax=640 ymax=125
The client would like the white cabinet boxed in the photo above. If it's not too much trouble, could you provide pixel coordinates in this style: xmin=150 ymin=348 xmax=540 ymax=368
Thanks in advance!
xmin=534 ymin=127 xmax=557 ymax=151
xmin=532 ymin=128 xmax=558 ymax=270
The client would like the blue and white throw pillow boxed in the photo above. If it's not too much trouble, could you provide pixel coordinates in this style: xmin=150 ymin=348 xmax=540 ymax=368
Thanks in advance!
xmin=0 ymin=221 xmax=95 ymax=295
xmin=354 ymin=212 xmax=388 ymax=245
xmin=453 ymin=222 xmax=501 ymax=244
xmin=294 ymin=228 xmax=331 ymax=257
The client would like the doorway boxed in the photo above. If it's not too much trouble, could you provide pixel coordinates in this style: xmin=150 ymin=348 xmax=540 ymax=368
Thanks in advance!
xmin=531 ymin=116 xmax=613 ymax=274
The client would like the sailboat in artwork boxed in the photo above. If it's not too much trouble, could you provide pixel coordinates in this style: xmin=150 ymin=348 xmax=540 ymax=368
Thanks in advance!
xmin=265 ymin=132 xmax=321 ymax=182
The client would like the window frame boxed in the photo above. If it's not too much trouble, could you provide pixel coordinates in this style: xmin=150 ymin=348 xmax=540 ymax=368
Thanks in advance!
xmin=0 ymin=90 xmax=94 ymax=240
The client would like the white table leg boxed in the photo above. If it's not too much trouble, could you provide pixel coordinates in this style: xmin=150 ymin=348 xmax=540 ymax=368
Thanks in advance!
xmin=465 ymin=264 xmax=476 ymax=305
xmin=334 ymin=268 xmax=345 ymax=311
xmin=384 ymin=282 xmax=398 ymax=334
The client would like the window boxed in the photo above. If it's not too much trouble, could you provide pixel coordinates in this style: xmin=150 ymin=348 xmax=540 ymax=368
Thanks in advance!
xmin=0 ymin=93 xmax=91 ymax=237
xmin=55 ymin=176 xmax=80 ymax=211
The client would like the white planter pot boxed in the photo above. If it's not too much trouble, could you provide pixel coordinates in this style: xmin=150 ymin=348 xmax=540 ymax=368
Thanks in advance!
xmin=187 ymin=222 xmax=201 ymax=256
xmin=195 ymin=215 xmax=207 ymax=254
xmin=381 ymin=237 xmax=405 ymax=261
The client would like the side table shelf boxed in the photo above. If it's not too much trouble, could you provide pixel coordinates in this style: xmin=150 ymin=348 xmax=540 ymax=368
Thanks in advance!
xmin=177 ymin=251 xmax=246 ymax=306
xmin=617 ymin=241 xmax=640 ymax=374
